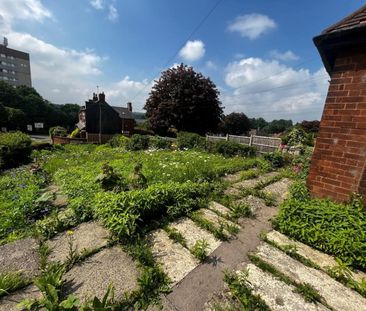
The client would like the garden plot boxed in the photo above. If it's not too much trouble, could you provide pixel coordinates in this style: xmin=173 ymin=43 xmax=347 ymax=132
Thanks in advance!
xmin=0 ymin=285 xmax=42 ymax=311
xmin=266 ymin=230 xmax=366 ymax=283
xmin=46 ymin=221 xmax=110 ymax=263
xmin=0 ymin=238 xmax=40 ymax=278
xmin=148 ymin=229 xmax=199 ymax=285
xmin=63 ymin=246 xmax=140 ymax=302
xmin=255 ymin=242 xmax=366 ymax=311
xmin=170 ymin=218 xmax=221 ymax=254
xmin=242 ymin=264 xmax=329 ymax=311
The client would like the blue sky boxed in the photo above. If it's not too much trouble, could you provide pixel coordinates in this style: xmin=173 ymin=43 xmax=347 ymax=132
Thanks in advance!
xmin=1 ymin=0 xmax=365 ymax=121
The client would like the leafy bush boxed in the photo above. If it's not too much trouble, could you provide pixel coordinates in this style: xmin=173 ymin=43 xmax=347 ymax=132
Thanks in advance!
xmin=94 ymin=181 xmax=210 ymax=239
xmin=0 ymin=131 xmax=32 ymax=168
xmin=127 ymin=134 xmax=149 ymax=151
xmin=108 ymin=134 xmax=130 ymax=148
xmin=176 ymin=132 xmax=206 ymax=150
xmin=95 ymin=163 xmax=129 ymax=192
xmin=263 ymin=152 xmax=285 ymax=169
xmin=49 ymin=126 xmax=67 ymax=137
xmin=207 ymin=140 xmax=255 ymax=157
xmin=275 ymin=194 xmax=366 ymax=270
xmin=149 ymin=136 xmax=171 ymax=150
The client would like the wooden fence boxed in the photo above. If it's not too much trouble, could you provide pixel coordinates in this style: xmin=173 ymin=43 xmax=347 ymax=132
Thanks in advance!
xmin=206 ymin=134 xmax=281 ymax=153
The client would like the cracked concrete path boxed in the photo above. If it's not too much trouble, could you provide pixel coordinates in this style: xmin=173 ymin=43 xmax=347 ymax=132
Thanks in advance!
xmin=160 ymin=204 xmax=278 ymax=310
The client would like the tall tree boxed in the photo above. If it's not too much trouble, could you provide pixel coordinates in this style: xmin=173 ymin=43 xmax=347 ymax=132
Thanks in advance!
xmin=222 ymin=112 xmax=250 ymax=135
xmin=144 ymin=64 xmax=223 ymax=135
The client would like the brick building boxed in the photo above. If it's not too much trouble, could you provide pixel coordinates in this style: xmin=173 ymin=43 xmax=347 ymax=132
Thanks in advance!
xmin=77 ymin=93 xmax=135 ymax=143
xmin=307 ymin=5 xmax=366 ymax=202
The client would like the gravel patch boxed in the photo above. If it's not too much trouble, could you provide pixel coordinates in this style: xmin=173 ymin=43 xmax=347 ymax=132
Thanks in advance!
xmin=0 ymin=238 xmax=40 ymax=278
xmin=47 ymin=221 xmax=110 ymax=263
xmin=64 ymin=246 xmax=139 ymax=302
xmin=0 ymin=285 xmax=42 ymax=311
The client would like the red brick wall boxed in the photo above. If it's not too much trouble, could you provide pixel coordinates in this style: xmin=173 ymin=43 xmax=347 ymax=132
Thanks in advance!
xmin=307 ymin=47 xmax=366 ymax=203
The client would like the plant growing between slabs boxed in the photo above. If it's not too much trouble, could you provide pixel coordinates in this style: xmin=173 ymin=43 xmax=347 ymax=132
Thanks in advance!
xmin=191 ymin=239 xmax=209 ymax=261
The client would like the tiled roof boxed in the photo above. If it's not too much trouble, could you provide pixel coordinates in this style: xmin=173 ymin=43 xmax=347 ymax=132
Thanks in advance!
xmin=322 ymin=4 xmax=366 ymax=34
xmin=111 ymin=106 xmax=134 ymax=119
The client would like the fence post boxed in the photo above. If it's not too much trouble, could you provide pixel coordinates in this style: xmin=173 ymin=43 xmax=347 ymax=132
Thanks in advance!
xmin=249 ymin=135 xmax=253 ymax=147
xmin=226 ymin=134 xmax=229 ymax=141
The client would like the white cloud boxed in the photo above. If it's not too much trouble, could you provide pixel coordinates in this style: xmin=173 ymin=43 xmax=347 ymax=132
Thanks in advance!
xmin=269 ymin=50 xmax=299 ymax=61
xmin=228 ymin=14 xmax=276 ymax=39
xmin=108 ymin=4 xmax=118 ymax=22
xmin=0 ymin=0 xmax=52 ymax=29
xmin=89 ymin=0 xmax=118 ymax=22
xmin=90 ymin=0 xmax=104 ymax=10
xmin=179 ymin=40 xmax=205 ymax=62
xmin=222 ymin=57 xmax=329 ymax=121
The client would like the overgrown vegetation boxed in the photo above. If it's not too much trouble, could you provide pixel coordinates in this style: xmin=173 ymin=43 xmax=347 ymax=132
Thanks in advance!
xmin=274 ymin=181 xmax=366 ymax=270
xmin=0 ymin=272 xmax=30 ymax=298
xmin=0 ymin=131 xmax=32 ymax=168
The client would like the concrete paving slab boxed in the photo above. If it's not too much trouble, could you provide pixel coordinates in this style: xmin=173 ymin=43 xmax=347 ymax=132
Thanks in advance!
xmin=266 ymin=230 xmax=366 ymax=284
xmin=255 ymin=243 xmax=366 ymax=311
xmin=148 ymin=229 xmax=199 ymax=286
xmin=0 ymin=238 xmax=40 ymax=278
xmin=64 ymin=246 xmax=139 ymax=302
xmin=236 ymin=195 xmax=267 ymax=213
xmin=262 ymin=178 xmax=292 ymax=204
xmin=170 ymin=218 xmax=221 ymax=254
xmin=233 ymin=172 xmax=278 ymax=190
xmin=208 ymin=201 xmax=232 ymax=217
xmin=0 ymin=285 xmax=42 ymax=311
xmin=47 ymin=221 xmax=110 ymax=263
xmin=245 ymin=264 xmax=329 ymax=311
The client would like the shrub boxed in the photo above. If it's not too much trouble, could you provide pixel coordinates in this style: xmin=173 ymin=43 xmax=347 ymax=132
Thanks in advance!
xmin=94 ymin=181 xmax=210 ymax=238
xmin=176 ymin=132 xmax=206 ymax=150
xmin=149 ymin=136 xmax=171 ymax=150
xmin=127 ymin=134 xmax=149 ymax=151
xmin=49 ymin=126 xmax=67 ymax=137
xmin=263 ymin=152 xmax=285 ymax=169
xmin=0 ymin=131 xmax=32 ymax=168
xmin=207 ymin=140 xmax=255 ymax=157
xmin=108 ymin=135 xmax=130 ymax=148
xmin=275 ymin=194 xmax=366 ymax=270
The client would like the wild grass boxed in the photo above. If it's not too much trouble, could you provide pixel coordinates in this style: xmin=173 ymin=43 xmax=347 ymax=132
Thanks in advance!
xmin=0 ymin=272 xmax=30 ymax=297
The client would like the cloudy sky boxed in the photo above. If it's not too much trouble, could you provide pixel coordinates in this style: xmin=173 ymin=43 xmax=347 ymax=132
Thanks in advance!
xmin=1 ymin=0 xmax=364 ymax=121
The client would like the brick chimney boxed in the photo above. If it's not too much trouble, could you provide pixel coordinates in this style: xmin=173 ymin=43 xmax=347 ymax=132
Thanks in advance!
xmin=98 ymin=92 xmax=105 ymax=102
xmin=127 ymin=102 xmax=132 ymax=112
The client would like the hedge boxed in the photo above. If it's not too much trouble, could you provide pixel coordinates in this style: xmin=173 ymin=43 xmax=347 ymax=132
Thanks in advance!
xmin=0 ymin=131 xmax=32 ymax=168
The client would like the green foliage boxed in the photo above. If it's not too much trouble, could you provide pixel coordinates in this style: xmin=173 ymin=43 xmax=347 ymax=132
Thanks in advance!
xmin=275 ymin=193 xmax=366 ymax=270
xmin=221 ymin=112 xmax=250 ymax=135
xmin=293 ymin=283 xmax=322 ymax=304
xmin=81 ymin=284 xmax=115 ymax=310
xmin=0 ymin=131 xmax=32 ymax=168
xmin=176 ymin=131 xmax=206 ymax=150
xmin=95 ymin=181 xmax=210 ymax=239
xmin=282 ymin=127 xmax=307 ymax=147
xmin=191 ymin=239 xmax=209 ymax=261
xmin=207 ymin=140 xmax=256 ymax=158
xmin=191 ymin=211 xmax=228 ymax=241
xmin=128 ymin=162 xmax=147 ymax=190
xmin=107 ymin=134 xmax=130 ymax=148
xmin=95 ymin=163 xmax=129 ymax=192
xmin=0 ymin=272 xmax=29 ymax=297
xmin=49 ymin=126 xmax=67 ymax=137
xmin=149 ymin=136 xmax=171 ymax=150
xmin=127 ymin=134 xmax=150 ymax=151
xmin=230 ymin=201 xmax=253 ymax=219
xmin=164 ymin=226 xmax=187 ymax=248
xmin=263 ymin=152 xmax=284 ymax=169
xmin=144 ymin=64 xmax=223 ymax=136
xmin=223 ymin=270 xmax=270 ymax=310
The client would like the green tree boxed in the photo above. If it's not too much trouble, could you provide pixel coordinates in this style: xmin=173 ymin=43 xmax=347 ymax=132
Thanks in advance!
xmin=0 ymin=103 xmax=8 ymax=126
xmin=5 ymin=107 xmax=26 ymax=130
xmin=221 ymin=112 xmax=250 ymax=135
xmin=145 ymin=64 xmax=223 ymax=135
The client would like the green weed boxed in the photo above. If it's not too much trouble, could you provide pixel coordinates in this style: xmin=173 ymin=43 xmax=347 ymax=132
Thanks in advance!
xmin=191 ymin=239 xmax=209 ymax=261
xmin=0 ymin=272 xmax=30 ymax=298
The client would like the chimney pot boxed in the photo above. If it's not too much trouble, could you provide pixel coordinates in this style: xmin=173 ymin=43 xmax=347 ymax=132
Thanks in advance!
xmin=127 ymin=102 xmax=132 ymax=112
xmin=99 ymin=92 xmax=105 ymax=102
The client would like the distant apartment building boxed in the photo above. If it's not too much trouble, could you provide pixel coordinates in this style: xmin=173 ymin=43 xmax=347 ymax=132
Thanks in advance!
xmin=0 ymin=37 xmax=32 ymax=87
